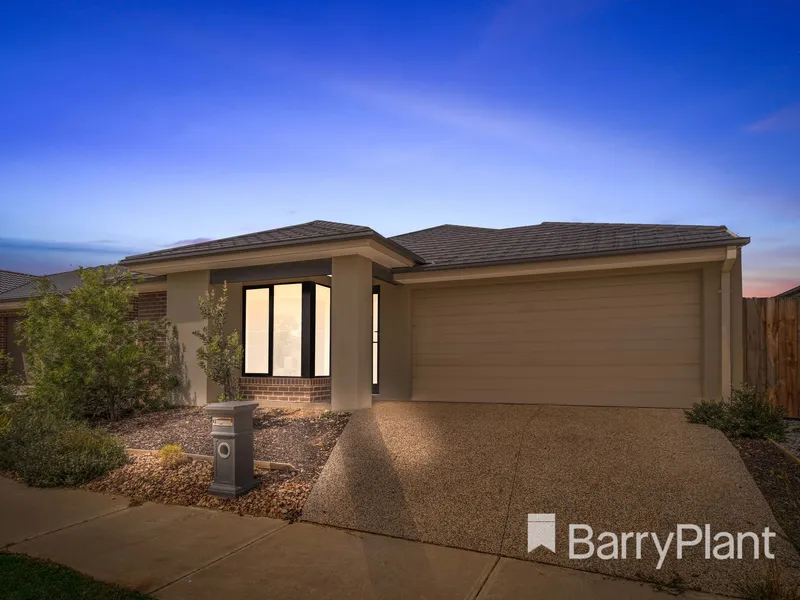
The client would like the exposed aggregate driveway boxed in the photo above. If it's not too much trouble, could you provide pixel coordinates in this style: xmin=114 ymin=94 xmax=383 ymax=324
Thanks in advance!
xmin=302 ymin=401 xmax=800 ymax=596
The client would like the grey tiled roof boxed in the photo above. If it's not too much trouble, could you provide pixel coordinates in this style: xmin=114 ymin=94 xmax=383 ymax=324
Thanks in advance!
xmin=121 ymin=220 xmax=424 ymax=265
xmin=0 ymin=267 xmax=165 ymax=303
xmin=0 ymin=270 xmax=35 ymax=295
xmin=18 ymin=220 xmax=748 ymax=297
xmin=390 ymin=222 xmax=749 ymax=271
xmin=776 ymin=284 xmax=800 ymax=299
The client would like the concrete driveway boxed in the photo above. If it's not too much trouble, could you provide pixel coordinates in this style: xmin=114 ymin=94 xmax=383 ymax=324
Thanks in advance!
xmin=302 ymin=402 xmax=800 ymax=596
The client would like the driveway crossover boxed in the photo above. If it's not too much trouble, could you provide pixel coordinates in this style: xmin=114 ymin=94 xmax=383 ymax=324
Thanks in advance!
xmin=302 ymin=401 xmax=800 ymax=596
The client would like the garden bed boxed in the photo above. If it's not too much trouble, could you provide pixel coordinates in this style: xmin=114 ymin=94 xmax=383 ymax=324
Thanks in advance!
xmin=781 ymin=420 xmax=800 ymax=461
xmin=85 ymin=454 xmax=311 ymax=521
xmin=94 ymin=407 xmax=350 ymax=520
xmin=733 ymin=438 xmax=800 ymax=556
xmin=106 ymin=407 xmax=349 ymax=482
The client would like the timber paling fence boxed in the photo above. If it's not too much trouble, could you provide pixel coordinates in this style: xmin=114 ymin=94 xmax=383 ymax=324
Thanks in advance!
xmin=743 ymin=297 xmax=800 ymax=418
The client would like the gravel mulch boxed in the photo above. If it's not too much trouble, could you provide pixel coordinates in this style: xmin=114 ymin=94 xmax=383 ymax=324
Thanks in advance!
xmin=105 ymin=406 xmax=349 ymax=482
xmin=733 ymin=438 xmax=800 ymax=557
xmin=85 ymin=455 xmax=311 ymax=521
xmin=94 ymin=406 xmax=350 ymax=521
xmin=782 ymin=420 xmax=800 ymax=460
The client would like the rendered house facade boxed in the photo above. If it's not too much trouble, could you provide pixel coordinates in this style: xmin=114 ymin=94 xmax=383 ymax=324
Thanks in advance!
xmin=0 ymin=220 xmax=748 ymax=412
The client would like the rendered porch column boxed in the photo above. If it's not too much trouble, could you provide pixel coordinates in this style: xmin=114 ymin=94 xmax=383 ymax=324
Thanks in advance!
xmin=331 ymin=255 xmax=373 ymax=411
xmin=166 ymin=270 xmax=215 ymax=405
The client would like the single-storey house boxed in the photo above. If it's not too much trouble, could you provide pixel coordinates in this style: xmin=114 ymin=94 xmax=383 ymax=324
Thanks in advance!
xmin=1 ymin=220 xmax=748 ymax=412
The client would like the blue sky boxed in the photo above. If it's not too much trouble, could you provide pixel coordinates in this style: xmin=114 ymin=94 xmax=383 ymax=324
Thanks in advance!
xmin=1 ymin=1 xmax=798 ymax=295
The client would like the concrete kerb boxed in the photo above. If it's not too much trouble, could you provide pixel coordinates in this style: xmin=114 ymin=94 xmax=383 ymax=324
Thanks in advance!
xmin=126 ymin=448 xmax=296 ymax=471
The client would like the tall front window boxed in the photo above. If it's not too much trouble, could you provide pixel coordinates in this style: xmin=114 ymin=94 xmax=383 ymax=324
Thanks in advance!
xmin=315 ymin=285 xmax=331 ymax=377
xmin=244 ymin=287 xmax=270 ymax=375
xmin=273 ymin=284 xmax=303 ymax=376
xmin=243 ymin=283 xmax=330 ymax=377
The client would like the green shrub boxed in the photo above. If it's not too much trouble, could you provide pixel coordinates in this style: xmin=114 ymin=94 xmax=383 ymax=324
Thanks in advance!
xmin=158 ymin=444 xmax=188 ymax=469
xmin=0 ymin=403 xmax=126 ymax=487
xmin=725 ymin=386 xmax=787 ymax=441
xmin=685 ymin=385 xmax=787 ymax=441
xmin=19 ymin=266 xmax=176 ymax=422
xmin=685 ymin=399 xmax=727 ymax=429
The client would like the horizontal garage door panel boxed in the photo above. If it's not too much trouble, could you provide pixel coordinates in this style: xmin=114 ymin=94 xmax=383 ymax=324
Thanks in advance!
xmin=416 ymin=292 xmax=698 ymax=316
xmin=415 ymin=350 xmax=699 ymax=368
xmin=415 ymin=325 xmax=700 ymax=343
xmin=412 ymin=270 xmax=702 ymax=408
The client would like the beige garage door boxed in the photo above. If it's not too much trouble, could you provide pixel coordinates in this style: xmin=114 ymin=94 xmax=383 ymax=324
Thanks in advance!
xmin=412 ymin=270 xmax=702 ymax=408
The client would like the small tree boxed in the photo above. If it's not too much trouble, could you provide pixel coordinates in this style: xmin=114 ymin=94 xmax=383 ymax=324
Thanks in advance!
xmin=19 ymin=266 xmax=173 ymax=421
xmin=193 ymin=282 xmax=243 ymax=402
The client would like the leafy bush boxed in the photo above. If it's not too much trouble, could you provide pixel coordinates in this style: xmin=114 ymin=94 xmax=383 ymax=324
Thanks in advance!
xmin=0 ymin=402 xmax=127 ymax=487
xmin=19 ymin=266 xmax=175 ymax=422
xmin=685 ymin=399 xmax=728 ymax=429
xmin=685 ymin=385 xmax=787 ymax=441
xmin=725 ymin=386 xmax=787 ymax=440
xmin=158 ymin=444 xmax=188 ymax=469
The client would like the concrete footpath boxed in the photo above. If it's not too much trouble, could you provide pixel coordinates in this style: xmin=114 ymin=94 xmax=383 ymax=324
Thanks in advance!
xmin=0 ymin=477 xmax=726 ymax=600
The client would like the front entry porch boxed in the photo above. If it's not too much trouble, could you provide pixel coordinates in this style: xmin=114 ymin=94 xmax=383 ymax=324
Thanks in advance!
xmin=164 ymin=254 xmax=408 ymax=412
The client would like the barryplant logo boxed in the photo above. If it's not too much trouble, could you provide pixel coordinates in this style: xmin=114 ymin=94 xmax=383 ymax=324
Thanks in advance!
xmin=527 ymin=514 xmax=776 ymax=569
xmin=527 ymin=513 xmax=556 ymax=552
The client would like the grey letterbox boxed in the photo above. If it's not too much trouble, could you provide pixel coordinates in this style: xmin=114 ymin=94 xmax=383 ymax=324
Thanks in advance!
xmin=205 ymin=401 xmax=259 ymax=498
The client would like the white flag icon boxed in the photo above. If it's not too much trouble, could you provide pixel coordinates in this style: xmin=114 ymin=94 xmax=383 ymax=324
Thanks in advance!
xmin=528 ymin=513 xmax=556 ymax=553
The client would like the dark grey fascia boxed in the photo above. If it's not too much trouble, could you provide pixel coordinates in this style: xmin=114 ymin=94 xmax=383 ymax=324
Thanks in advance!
xmin=211 ymin=260 xmax=332 ymax=284
xmin=210 ymin=259 xmax=397 ymax=285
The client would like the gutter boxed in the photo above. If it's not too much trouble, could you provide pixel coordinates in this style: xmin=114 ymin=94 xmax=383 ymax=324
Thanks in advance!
xmin=720 ymin=246 xmax=738 ymax=399
xmin=391 ymin=237 xmax=751 ymax=274
xmin=120 ymin=231 xmax=427 ymax=268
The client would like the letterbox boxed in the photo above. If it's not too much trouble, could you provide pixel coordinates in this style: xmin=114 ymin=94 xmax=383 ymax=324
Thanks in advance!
xmin=205 ymin=401 xmax=259 ymax=498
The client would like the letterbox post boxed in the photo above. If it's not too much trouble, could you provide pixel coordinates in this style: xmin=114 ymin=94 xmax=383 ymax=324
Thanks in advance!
xmin=205 ymin=401 xmax=259 ymax=498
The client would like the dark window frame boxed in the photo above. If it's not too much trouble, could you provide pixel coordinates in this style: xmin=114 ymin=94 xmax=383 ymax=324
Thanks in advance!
xmin=372 ymin=284 xmax=380 ymax=394
xmin=242 ymin=281 xmax=331 ymax=379
xmin=313 ymin=282 xmax=332 ymax=378
xmin=241 ymin=284 xmax=274 ymax=377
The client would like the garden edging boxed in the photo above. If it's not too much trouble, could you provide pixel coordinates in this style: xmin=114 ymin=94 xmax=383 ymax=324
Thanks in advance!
xmin=769 ymin=438 xmax=800 ymax=467
xmin=125 ymin=448 xmax=296 ymax=472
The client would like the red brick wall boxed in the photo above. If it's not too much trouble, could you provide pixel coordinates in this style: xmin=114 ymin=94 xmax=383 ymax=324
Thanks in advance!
xmin=240 ymin=376 xmax=331 ymax=403
xmin=0 ymin=313 xmax=7 ymax=355
xmin=0 ymin=309 xmax=21 ymax=353
xmin=132 ymin=291 xmax=167 ymax=320
xmin=0 ymin=309 xmax=21 ymax=373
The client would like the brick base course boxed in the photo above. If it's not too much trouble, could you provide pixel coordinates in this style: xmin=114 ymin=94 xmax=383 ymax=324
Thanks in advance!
xmin=240 ymin=376 xmax=331 ymax=403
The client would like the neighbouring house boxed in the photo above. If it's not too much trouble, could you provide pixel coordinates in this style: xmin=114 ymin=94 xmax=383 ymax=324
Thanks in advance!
xmin=0 ymin=220 xmax=748 ymax=411
xmin=0 ymin=269 xmax=35 ymax=374
xmin=0 ymin=268 xmax=166 ymax=375
xmin=776 ymin=283 xmax=800 ymax=299
xmin=0 ymin=270 xmax=34 ymax=295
